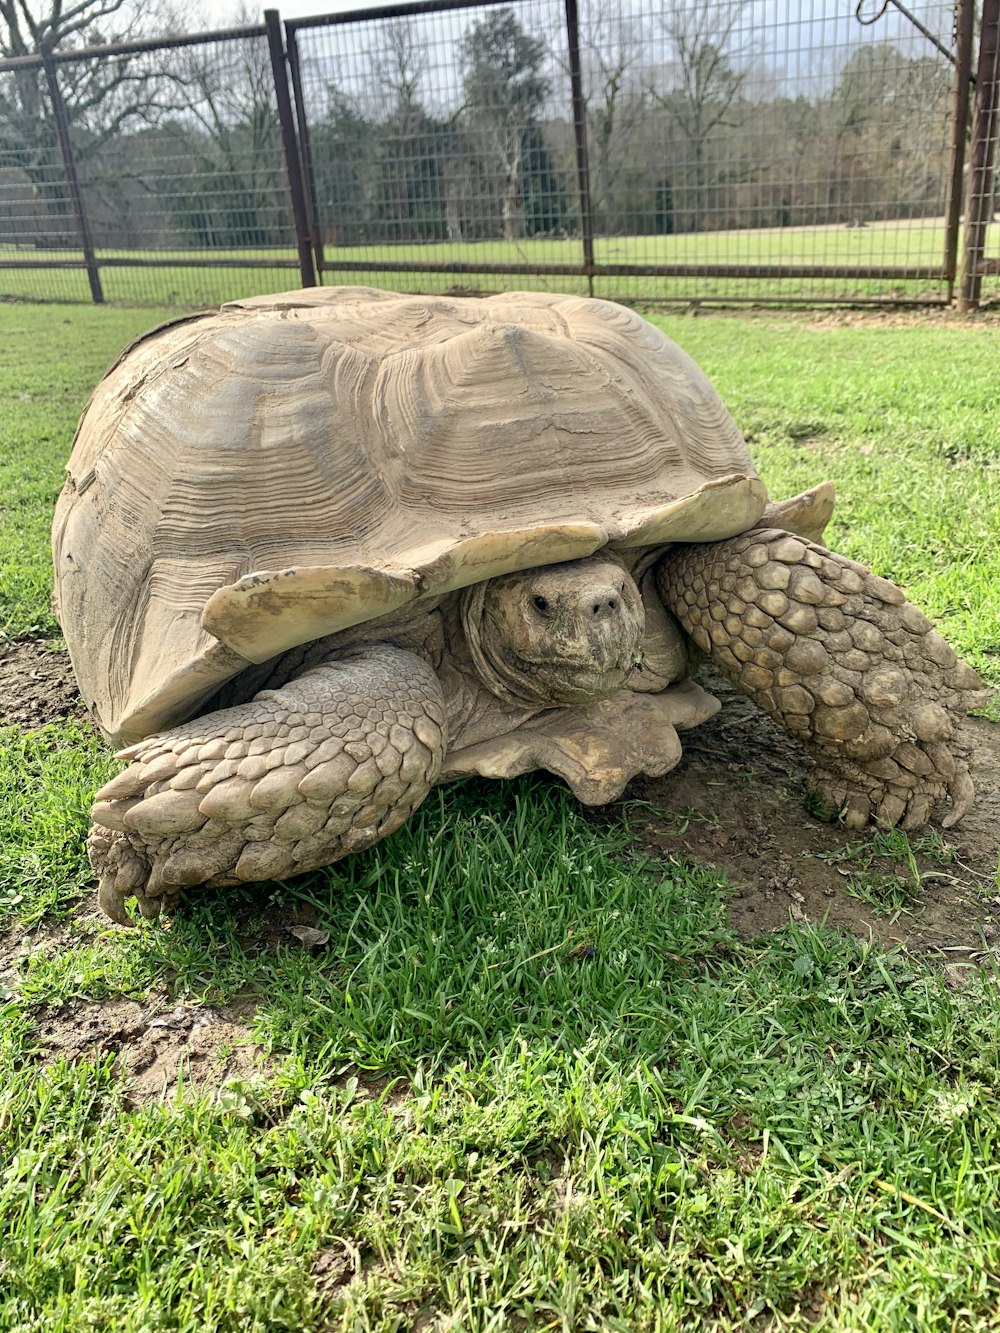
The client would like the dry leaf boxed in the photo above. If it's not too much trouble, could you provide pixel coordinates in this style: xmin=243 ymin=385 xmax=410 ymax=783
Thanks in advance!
xmin=289 ymin=925 xmax=330 ymax=949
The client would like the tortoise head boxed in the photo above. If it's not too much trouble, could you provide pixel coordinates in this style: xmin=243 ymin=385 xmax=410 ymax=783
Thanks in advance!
xmin=462 ymin=554 xmax=645 ymax=707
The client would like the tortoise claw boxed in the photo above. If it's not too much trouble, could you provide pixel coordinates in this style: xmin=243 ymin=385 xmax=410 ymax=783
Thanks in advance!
xmin=942 ymin=767 xmax=975 ymax=829
xmin=97 ymin=877 xmax=135 ymax=928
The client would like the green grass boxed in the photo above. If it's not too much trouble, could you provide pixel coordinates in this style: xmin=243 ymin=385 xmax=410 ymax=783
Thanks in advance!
xmin=0 ymin=257 xmax=306 ymax=309
xmin=4 ymin=784 xmax=1000 ymax=1330
xmin=0 ymin=722 xmax=115 ymax=926
xmin=3 ymin=215 xmax=999 ymax=308
xmin=0 ymin=303 xmax=177 ymax=637
xmin=1 ymin=300 xmax=999 ymax=1330
xmin=816 ymin=828 xmax=958 ymax=921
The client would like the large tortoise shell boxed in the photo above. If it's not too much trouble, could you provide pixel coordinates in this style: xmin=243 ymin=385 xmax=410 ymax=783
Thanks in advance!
xmin=52 ymin=288 xmax=765 ymax=744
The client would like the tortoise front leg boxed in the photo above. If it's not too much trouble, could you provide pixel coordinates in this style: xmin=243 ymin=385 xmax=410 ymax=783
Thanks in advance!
xmin=655 ymin=529 xmax=988 ymax=831
xmin=89 ymin=646 xmax=447 ymax=924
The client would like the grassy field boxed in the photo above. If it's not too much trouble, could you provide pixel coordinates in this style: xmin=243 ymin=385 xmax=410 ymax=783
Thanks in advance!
xmin=3 ymin=216 xmax=999 ymax=308
xmin=2 ymin=302 xmax=1000 ymax=1330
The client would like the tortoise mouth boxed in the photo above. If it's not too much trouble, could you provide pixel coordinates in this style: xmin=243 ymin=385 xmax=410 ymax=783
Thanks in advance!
xmin=462 ymin=555 xmax=645 ymax=707
xmin=536 ymin=658 xmax=642 ymax=707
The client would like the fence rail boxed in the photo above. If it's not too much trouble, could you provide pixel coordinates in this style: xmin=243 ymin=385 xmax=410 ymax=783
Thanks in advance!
xmin=1 ymin=0 xmax=997 ymax=309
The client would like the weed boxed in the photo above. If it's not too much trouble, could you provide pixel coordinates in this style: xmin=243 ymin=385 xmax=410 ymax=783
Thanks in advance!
xmin=622 ymin=801 xmax=720 ymax=836
xmin=844 ymin=870 xmax=921 ymax=919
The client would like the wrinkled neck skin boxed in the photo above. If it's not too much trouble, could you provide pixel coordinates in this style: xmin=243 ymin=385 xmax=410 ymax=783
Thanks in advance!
xmin=211 ymin=598 xmax=538 ymax=751
xmin=212 ymin=555 xmax=663 ymax=754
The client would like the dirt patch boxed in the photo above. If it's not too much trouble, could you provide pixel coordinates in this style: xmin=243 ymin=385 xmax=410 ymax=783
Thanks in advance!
xmin=1 ymin=906 xmax=267 ymax=1102
xmin=311 ymin=1245 xmax=385 ymax=1302
xmin=31 ymin=989 xmax=266 ymax=1104
xmin=624 ymin=670 xmax=1000 ymax=954
xmin=0 ymin=638 xmax=84 ymax=729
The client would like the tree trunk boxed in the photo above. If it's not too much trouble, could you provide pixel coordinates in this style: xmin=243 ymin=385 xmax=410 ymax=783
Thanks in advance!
xmin=501 ymin=165 xmax=524 ymax=240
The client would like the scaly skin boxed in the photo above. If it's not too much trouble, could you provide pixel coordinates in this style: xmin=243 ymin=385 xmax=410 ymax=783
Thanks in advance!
xmin=87 ymin=556 xmax=654 ymax=925
xmin=656 ymin=528 xmax=988 ymax=830
xmin=89 ymin=646 xmax=446 ymax=924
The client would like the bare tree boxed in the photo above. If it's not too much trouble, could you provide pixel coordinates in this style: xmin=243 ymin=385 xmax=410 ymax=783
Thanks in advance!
xmin=580 ymin=6 xmax=646 ymax=234
xmin=3 ymin=0 xmax=136 ymax=54
xmin=460 ymin=8 xmax=548 ymax=241
xmin=372 ymin=21 xmax=425 ymax=125
xmin=0 ymin=0 xmax=182 ymax=245
xmin=821 ymin=42 xmax=951 ymax=224
xmin=646 ymin=0 xmax=754 ymax=232
xmin=370 ymin=23 xmax=449 ymax=241
xmin=159 ymin=28 xmax=285 ymax=248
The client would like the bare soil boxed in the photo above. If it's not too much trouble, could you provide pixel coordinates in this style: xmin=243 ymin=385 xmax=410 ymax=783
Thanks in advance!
xmin=41 ymin=991 xmax=266 ymax=1105
xmin=3 ymin=640 xmax=999 ymax=1097
xmin=626 ymin=672 xmax=1000 ymax=958
xmin=0 ymin=902 xmax=266 ymax=1103
xmin=0 ymin=636 xmax=85 ymax=729
xmin=0 ymin=917 xmax=267 ymax=1104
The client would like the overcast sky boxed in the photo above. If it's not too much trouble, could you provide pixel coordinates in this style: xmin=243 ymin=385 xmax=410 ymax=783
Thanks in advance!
xmin=187 ymin=0 xmax=952 ymax=98
xmin=202 ymin=0 xmax=388 ymax=22
xmin=194 ymin=0 xmax=949 ymax=54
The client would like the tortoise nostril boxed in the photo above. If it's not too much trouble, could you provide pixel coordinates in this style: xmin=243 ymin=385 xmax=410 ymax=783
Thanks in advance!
xmin=591 ymin=595 xmax=620 ymax=616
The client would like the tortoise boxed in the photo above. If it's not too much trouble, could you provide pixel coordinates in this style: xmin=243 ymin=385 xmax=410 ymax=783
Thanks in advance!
xmin=52 ymin=287 xmax=987 ymax=926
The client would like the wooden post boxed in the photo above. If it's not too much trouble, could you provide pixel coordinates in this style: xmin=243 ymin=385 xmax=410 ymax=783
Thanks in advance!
xmin=944 ymin=0 xmax=976 ymax=300
xmin=285 ymin=26 xmax=326 ymax=281
xmin=958 ymin=0 xmax=1000 ymax=311
xmin=563 ymin=0 xmax=595 ymax=296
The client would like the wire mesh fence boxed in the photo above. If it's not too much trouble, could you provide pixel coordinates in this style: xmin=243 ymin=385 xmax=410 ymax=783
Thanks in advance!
xmin=288 ymin=0 xmax=985 ymax=304
xmin=288 ymin=0 xmax=585 ymax=295
xmin=0 ymin=23 xmax=307 ymax=306
xmin=579 ymin=0 xmax=962 ymax=303
xmin=0 ymin=0 xmax=997 ymax=308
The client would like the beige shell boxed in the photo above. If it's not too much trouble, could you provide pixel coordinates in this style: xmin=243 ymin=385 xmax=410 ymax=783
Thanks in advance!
xmin=52 ymin=287 xmax=767 ymax=744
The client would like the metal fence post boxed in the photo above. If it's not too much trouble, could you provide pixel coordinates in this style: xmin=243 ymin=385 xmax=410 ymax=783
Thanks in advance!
xmin=286 ymin=26 xmax=326 ymax=282
xmin=959 ymin=0 xmax=1000 ymax=311
xmin=41 ymin=44 xmax=103 ymax=304
xmin=264 ymin=9 xmax=318 ymax=289
xmin=563 ymin=0 xmax=595 ymax=296
xmin=943 ymin=0 xmax=975 ymax=301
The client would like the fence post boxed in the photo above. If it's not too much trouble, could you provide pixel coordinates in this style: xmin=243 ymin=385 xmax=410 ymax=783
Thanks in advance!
xmin=41 ymin=45 xmax=103 ymax=304
xmin=264 ymin=9 xmax=317 ymax=289
xmin=944 ymin=0 xmax=976 ymax=301
xmin=958 ymin=0 xmax=1000 ymax=311
xmin=285 ymin=26 xmax=326 ymax=281
xmin=563 ymin=0 xmax=595 ymax=296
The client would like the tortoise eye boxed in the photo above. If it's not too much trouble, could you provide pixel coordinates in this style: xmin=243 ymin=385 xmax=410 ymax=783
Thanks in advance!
xmin=532 ymin=595 xmax=549 ymax=613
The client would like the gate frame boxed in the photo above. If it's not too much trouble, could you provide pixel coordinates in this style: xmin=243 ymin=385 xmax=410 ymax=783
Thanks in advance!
xmin=0 ymin=19 xmax=311 ymax=297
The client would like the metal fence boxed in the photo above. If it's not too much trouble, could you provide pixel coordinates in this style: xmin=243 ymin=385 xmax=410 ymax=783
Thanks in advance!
xmin=1 ymin=0 xmax=998 ymax=309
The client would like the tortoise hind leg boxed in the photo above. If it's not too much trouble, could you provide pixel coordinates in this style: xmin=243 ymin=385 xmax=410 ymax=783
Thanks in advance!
xmin=655 ymin=528 xmax=988 ymax=831
xmin=89 ymin=645 xmax=447 ymax=924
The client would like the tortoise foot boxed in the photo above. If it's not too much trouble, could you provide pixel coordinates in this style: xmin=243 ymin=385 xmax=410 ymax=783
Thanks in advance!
xmin=89 ymin=646 xmax=447 ymax=923
xmin=656 ymin=528 xmax=989 ymax=831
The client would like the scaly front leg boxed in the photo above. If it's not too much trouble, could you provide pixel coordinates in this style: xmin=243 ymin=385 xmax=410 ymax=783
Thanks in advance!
xmin=655 ymin=529 xmax=988 ymax=830
xmin=89 ymin=646 xmax=447 ymax=924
